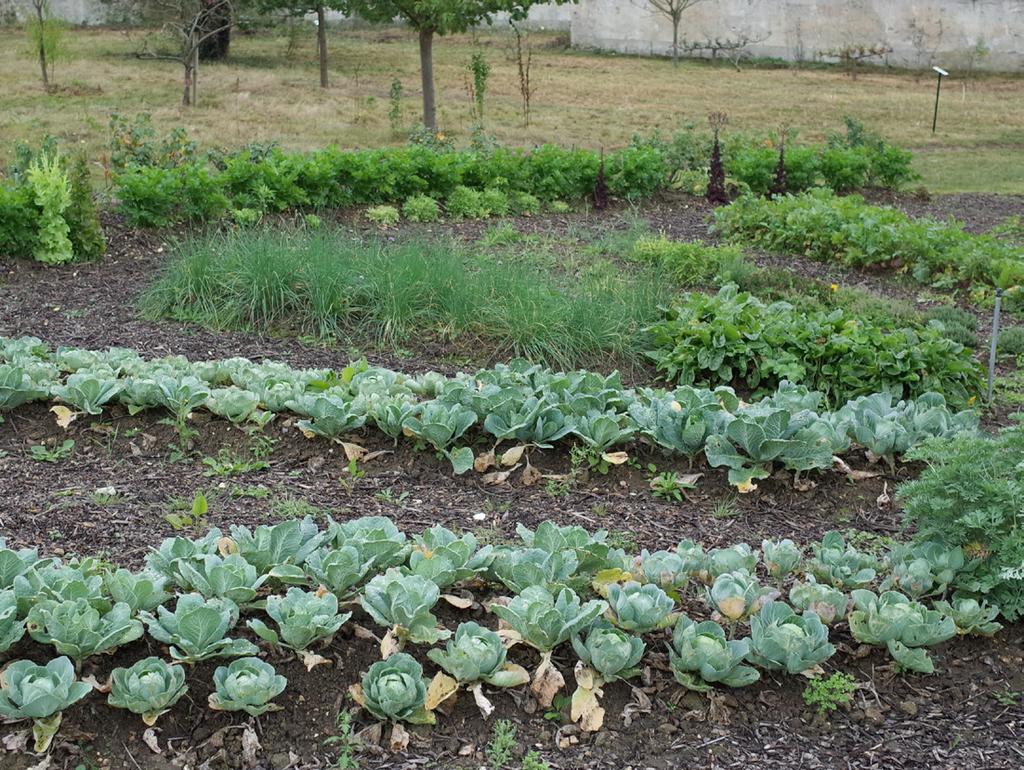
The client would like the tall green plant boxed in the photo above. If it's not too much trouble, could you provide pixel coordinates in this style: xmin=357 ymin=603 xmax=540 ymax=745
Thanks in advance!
xmin=26 ymin=153 xmax=73 ymax=265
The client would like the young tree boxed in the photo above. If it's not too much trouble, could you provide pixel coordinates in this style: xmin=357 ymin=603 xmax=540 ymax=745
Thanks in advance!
xmin=343 ymin=0 xmax=576 ymax=129
xmin=255 ymin=1 xmax=346 ymax=87
xmin=643 ymin=0 xmax=705 ymax=65
xmin=26 ymin=0 xmax=66 ymax=87
xmin=137 ymin=0 xmax=235 ymax=105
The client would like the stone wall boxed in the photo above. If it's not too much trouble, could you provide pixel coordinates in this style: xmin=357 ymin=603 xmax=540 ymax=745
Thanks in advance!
xmin=569 ymin=0 xmax=1024 ymax=71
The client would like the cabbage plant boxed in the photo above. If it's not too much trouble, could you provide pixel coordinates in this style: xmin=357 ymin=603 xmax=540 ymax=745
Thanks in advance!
xmin=174 ymin=553 xmax=268 ymax=606
xmin=50 ymin=372 xmax=123 ymax=415
xmin=0 ymin=365 xmax=48 ymax=410
xmin=1 ymin=539 xmax=50 ymax=590
xmin=228 ymin=516 xmax=325 ymax=578
xmin=572 ymin=622 xmax=645 ymax=682
xmin=145 ymin=530 xmax=223 ymax=587
xmin=807 ymin=531 xmax=878 ymax=589
xmin=141 ymin=593 xmax=258 ymax=663
xmin=107 ymin=657 xmax=188 ymax=725
xmin=26 ymin=599 xmax=144 ymax=662
xmin=932 ymin=598 xmax=1002 ymax=637
xmin=747 ymin=601 xmax=835 ymax=674
xmin=360 ymin=569 xmax=449 ymax=646
xmin=304 ymin=546 xmax=374 ymax=597
xmin=489 ymin=547 xmax=579 ymax=594
xmin=636 ymin=550 xmax=689 ymax=591
xmin=847 ymin=590 xmax=956 ymax=673
xmin=702 ymin=543 xmax=756 ymax=580
xmin=0 ymin=589 xmax=26 ymax=653
xmin=103 ymin=568 xmax=170 ymax=614
xmin=882 ymin=542 xmax=964 ymax=598
xmin=209 ymin=657 xmax=287 ymax=715
xmin=605 ymin=581 xmax=676 ymax=634
xmin=354 ymin=652 xmax=434 ymax=724
xmin=288 ymin=393 xmax=367 ymax=439
xmin=788 ymin=579 xmax=850 ymax=625
xmin=667 ymin=616 xmax=760 ymax=692
xmin=325 ymin=516 xmax=409 ymax=571
xmin=762 ymin=539 xmax=802 ymax=581
xmin=707 ymin=570 xmax=770 ymax=623
xmin=248 ymin=587 xmax=351 ymax=651
xmin=406 ymin=526 xmax=494 ymax=588
xmin=0 ymin=656 xmax=92 ymax=752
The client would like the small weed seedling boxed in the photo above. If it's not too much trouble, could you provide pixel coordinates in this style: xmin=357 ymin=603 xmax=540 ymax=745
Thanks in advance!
xmin=650 ymin=471 xmax=696 ymax=502
xmin=323 ymin=710 xmax=360 ymax=769
xmin=992 ymin=688 xmax=1023 ymax=707
xmin=520 ymin=751 xmax=551 ymax=770
xmin=165 ymin=490 xmax=208 ymax=531
xmin=29 ymin=439 xmax=75 ymax=463
xmin=803 ymin=672 xmax=857 ymax=716
xmin=710 ymin=498 xmax=739 ymax=519
xmin=270 ymin=497 xmax=325 ymax=520
xmin=374 ymin=487 xmax=410 ymax=506
xmin=202 ymin=449 xmax=269 ymax=477
xmin=486 ymin=719 xmax=517 ymax=769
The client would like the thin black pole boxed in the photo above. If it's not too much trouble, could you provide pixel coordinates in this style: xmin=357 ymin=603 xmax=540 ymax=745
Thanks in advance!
xmin=932 ymin=73 xmax=943 ymax=134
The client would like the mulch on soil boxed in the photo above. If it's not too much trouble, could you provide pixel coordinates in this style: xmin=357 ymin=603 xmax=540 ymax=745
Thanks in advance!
xmin=1 ymin=193 xmax=1023 ymax=770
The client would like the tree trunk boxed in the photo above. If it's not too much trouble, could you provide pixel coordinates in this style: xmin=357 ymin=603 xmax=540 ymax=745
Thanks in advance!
xmin=198 ymin=0 xmax=232 ymax=61
xmin=317 ymin=5 xmax=328 ymax=88
xmin=418 ymin=27 xmax=437 ymax=130
xmin=671 ymin=16 xmax=679 ymax=66
xmin=35 ymin=5 xmax=49 ymax=86
xmin=183 ymin=60 xmax=192 ymax=106
xmin=192 ymin=46 xmax=199 ymax=106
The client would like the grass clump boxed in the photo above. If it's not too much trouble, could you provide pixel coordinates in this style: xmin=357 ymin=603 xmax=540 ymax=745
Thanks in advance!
xmin=143 ymin=227 xmax=670 ymax=370
xmin=630 ymin=235 xmax=748 ymax=287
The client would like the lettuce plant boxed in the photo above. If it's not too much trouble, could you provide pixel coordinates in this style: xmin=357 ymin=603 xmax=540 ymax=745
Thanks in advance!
xmin=141 ymin=593 xmax=258 ymax=663
xmin=747 ymin=601 xmax=835 ymax=674
xmin=209 ymin=657 xmax=287 ymax=715
xmin=360 ymin=568 xmax=449 ymax=645
xmin=605 ymin=581 xmax=676 ymax=634
xmin=847 ymin=590 xmax=956 ymax=673
xmin=932 ymin=598 xmax=1002 ymax=637
xmin=248 ymin=587 xmax=351 ymax=651
xmin=0 ymin=656 xmax=91 ymax=751
xmin=788 ymin=579 xmax=850 ymax=625
xmin=355 ymin=652 xmax=433 ymax=724
xmin=107 ymin=657 xmax=188 ymax=725
xmin=26 ymin=599 xmax=143 ymax=662
xmin=667 ymin=616 xmax=760 ymax=692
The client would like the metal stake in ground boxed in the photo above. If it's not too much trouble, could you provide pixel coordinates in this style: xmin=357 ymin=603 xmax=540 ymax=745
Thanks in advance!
xmin=988 ymin=288 xmax=1003 ymax=401
xmin=932 ymin=67 xmax=949 ymax=134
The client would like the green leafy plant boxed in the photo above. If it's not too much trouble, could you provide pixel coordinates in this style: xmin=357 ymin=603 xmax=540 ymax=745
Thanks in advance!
xmin=353 ymin=652 xmax=433 ymax=724
xmin=248 ymin=587 xmax=352 ymax=651
xmin=406 ymin=526 xmax=494 ymax=588
xmin=173 ymin=553 xmax=268 ymax=606
xmin=107 ymin=657 xmax=188 ymax=725
xmin=486 ymin=718 xmax=516 ymax=769
xmin=208 ymin=657 xmax=287 ymax=715
xmin=747 ymin=600 xmax=836 ymax=674
xmin=360 ymin=568 xmax=449 ymax=647
xmin=667 ymin=615 xmax=760 ymax=691
xmin=0 ymin=589 xmax=26 ymax=653
xmin=604 ymin=581 xmax=676 ymax=634
xmin=26 ymin=598 xmax=144 ymax=661
xmin=402 ymin=194 xmax=441 ymax=223
xmin=707 ymin=570 xmax=771 ymax=624
xmin=807 ymin=531 xmax=878 ymax=589
xmin=762 ymin=538 xmax=803 ymax=582
xmin=366 ymin=205 xmax=400 ymax=228
xmin=649 ymin=471 xmax=696 ymax=502
xmin=788 ymin=578 xmax=850 ymax=625
xmin=803 ymin=672 xmax=857 ymax=717
xmin=847 ymin=590 xmax=956 ymax=673
xmin=0 ymin=656 xmax=91 ymax=752
xmin=571 ymin=621 xmax=645 ymax=682
xmin=932 ymin=597 xmax=1002 ymax=636
xmin=140 ymin=593 xmax=258 ymax=663
xmin=26 ymin=152 xmax=73 ymax=265
xmin=28 ymin=439 xmax=74 ymax=463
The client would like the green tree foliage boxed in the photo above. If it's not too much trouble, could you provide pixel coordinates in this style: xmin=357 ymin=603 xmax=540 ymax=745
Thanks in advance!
xmin=342 ymin=0 xmax=577 ymax=128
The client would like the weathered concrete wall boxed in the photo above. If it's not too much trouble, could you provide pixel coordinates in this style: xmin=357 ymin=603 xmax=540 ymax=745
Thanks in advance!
xmin=570 ymin=0 xmax=1024 ymax=71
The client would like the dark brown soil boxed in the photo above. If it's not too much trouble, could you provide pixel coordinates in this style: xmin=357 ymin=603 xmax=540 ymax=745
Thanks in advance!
xmin=2 ymin=194 xmax=1024 ymax=770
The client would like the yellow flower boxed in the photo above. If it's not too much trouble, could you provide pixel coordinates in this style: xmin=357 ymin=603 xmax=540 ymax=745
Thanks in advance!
xmin=436 ymin=132 xmax=446 ymax=141
xmin=829 ymin=283 xmax=839 ymax=292
xmin=967 ymin=396 xmax=977 ymax=406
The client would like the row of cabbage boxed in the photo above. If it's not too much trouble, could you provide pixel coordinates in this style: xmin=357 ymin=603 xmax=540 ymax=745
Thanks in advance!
xmin=0 ymin=337 xmax=978 ymax=491
xmin=0 ymin=517 xmax=1002 ymax=753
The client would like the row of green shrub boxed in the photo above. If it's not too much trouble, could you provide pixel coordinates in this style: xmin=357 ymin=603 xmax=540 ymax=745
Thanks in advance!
xmin=114 ymin=143 xmax=666 ymax=228
xmin=0 ymin=144 xmax=105 ymax=264
xmin=714 ymin=191 xmax=1024 ymax=303
xmin=633 ymin=117 xmax=917 ymax=195
xmin=644 ymin=284 xmax=983 ymax=407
